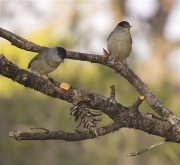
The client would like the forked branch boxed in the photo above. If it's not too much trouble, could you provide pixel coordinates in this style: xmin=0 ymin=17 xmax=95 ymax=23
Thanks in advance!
xmin=1 ymin=27 xmax=180 ymax=155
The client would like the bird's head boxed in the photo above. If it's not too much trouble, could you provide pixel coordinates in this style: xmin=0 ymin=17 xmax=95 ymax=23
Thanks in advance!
xmin=57 ymin=47 xmax=67 ymax=62
xmin=117 ymin=21 xmax=132 ymax=28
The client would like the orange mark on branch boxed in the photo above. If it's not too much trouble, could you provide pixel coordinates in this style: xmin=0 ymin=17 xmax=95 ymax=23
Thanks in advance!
xmin=22 ymin=77 xmax=28 ymax=81
xmin=60 ymin=82 xmax=71 ymax=90
xmin=139 ymin=95 xmax=144 ymax=100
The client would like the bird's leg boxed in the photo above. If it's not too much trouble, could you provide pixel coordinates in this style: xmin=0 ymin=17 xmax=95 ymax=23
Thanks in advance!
xmin=46 ymin=74 xmax=55 ymax=83
xmin=115 ymin=54 xmax=119 ymax=62
xmin=123 ymin=59 xmax=129 ymax=70
xmin=124 ymin=59 xmax=127 ymax=65
xmin=46 ymin=74 xmax=50 ymax=78
xmin=31 ymin=70 xmax=42 ymax=77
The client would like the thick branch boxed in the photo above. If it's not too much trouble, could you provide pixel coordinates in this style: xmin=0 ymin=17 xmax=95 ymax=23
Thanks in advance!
xmin=0 ymin=27 xmax=175 ymax=121
xmin=0 ymin=54 xmax=110 ymax=114
xmin=1 ymin=54 xmax=180 ymax=143
xmin=67 ymin=51 xmax=175 ymax=120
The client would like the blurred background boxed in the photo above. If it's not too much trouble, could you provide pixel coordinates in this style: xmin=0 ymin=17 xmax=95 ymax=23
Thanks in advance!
xmin=0 ymin=0 xmax=179 ymax=165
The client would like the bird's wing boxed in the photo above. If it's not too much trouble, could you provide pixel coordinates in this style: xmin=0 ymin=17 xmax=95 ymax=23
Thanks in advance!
xmin=107 ymin=31 xmax=113 ymax=41
xmin=28 ymin=48 xmax=48 ymax=68
xmin=28 ymin=53 xmax=43 ymax=69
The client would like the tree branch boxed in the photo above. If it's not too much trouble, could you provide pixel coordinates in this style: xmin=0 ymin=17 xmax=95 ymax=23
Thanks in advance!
xmin=0 ymin=27 xmax=45 ymax=52
xmin=9 ymin=123 xmax=122 ymax=141
xmin=127 ymin=140 xmax=167 ymax=156
xmin=0 ymin=27 xmax=176 ymax=121
xmin=1 ymin=28 xmax=180 ymax=149
xmin=1 ymin=53 xmax=180 ymax=143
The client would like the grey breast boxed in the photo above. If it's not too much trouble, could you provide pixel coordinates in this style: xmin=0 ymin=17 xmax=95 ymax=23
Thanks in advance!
xmin=107 ymin=26 xmax=132 ymax=60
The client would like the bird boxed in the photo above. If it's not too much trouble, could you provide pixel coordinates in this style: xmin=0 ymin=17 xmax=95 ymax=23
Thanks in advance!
xmin=28 ymin=47 xmax=67 ymax=78
xmin=107 ymin=21 xmax=132 ymax=64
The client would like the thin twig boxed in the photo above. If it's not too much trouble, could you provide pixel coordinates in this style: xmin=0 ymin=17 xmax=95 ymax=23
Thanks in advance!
xmin=109 ymin=84 xmax=115 ymax=100
xmin=31 ymin=127 xmax=50 ymax=133
xmin=9 ymin=122 xmax=123 ymax=141
xmin=131 ymin=95 xmax=144 ymax=110
xmin=127 ymin=140 xmax=166 ymax=156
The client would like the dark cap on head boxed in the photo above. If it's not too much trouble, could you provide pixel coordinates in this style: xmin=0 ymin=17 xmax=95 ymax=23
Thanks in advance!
xmin=57 ymin=47 xmax=67 ymax=60
xmin=117 ymin=21 xmax=131 ymax=28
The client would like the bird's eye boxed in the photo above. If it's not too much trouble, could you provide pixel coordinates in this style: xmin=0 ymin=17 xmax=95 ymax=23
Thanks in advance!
xmin=124 ymin=24 xmax=131 ymax=28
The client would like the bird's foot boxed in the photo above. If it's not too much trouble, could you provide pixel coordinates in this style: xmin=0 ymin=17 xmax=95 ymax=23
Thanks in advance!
xmin=46 ymin=74 xmax=55 ymax=84
xmin=123 ymin=59 xmax=129 ymax=70
xmin=115 ymin=59 xmax=129 ymax=74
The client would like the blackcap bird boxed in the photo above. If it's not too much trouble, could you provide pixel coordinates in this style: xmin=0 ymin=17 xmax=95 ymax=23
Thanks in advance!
xmin=107 ymin=21 xmax=132 ymax=64
xmin=28 ymin=47 xmax=67 ymax=77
